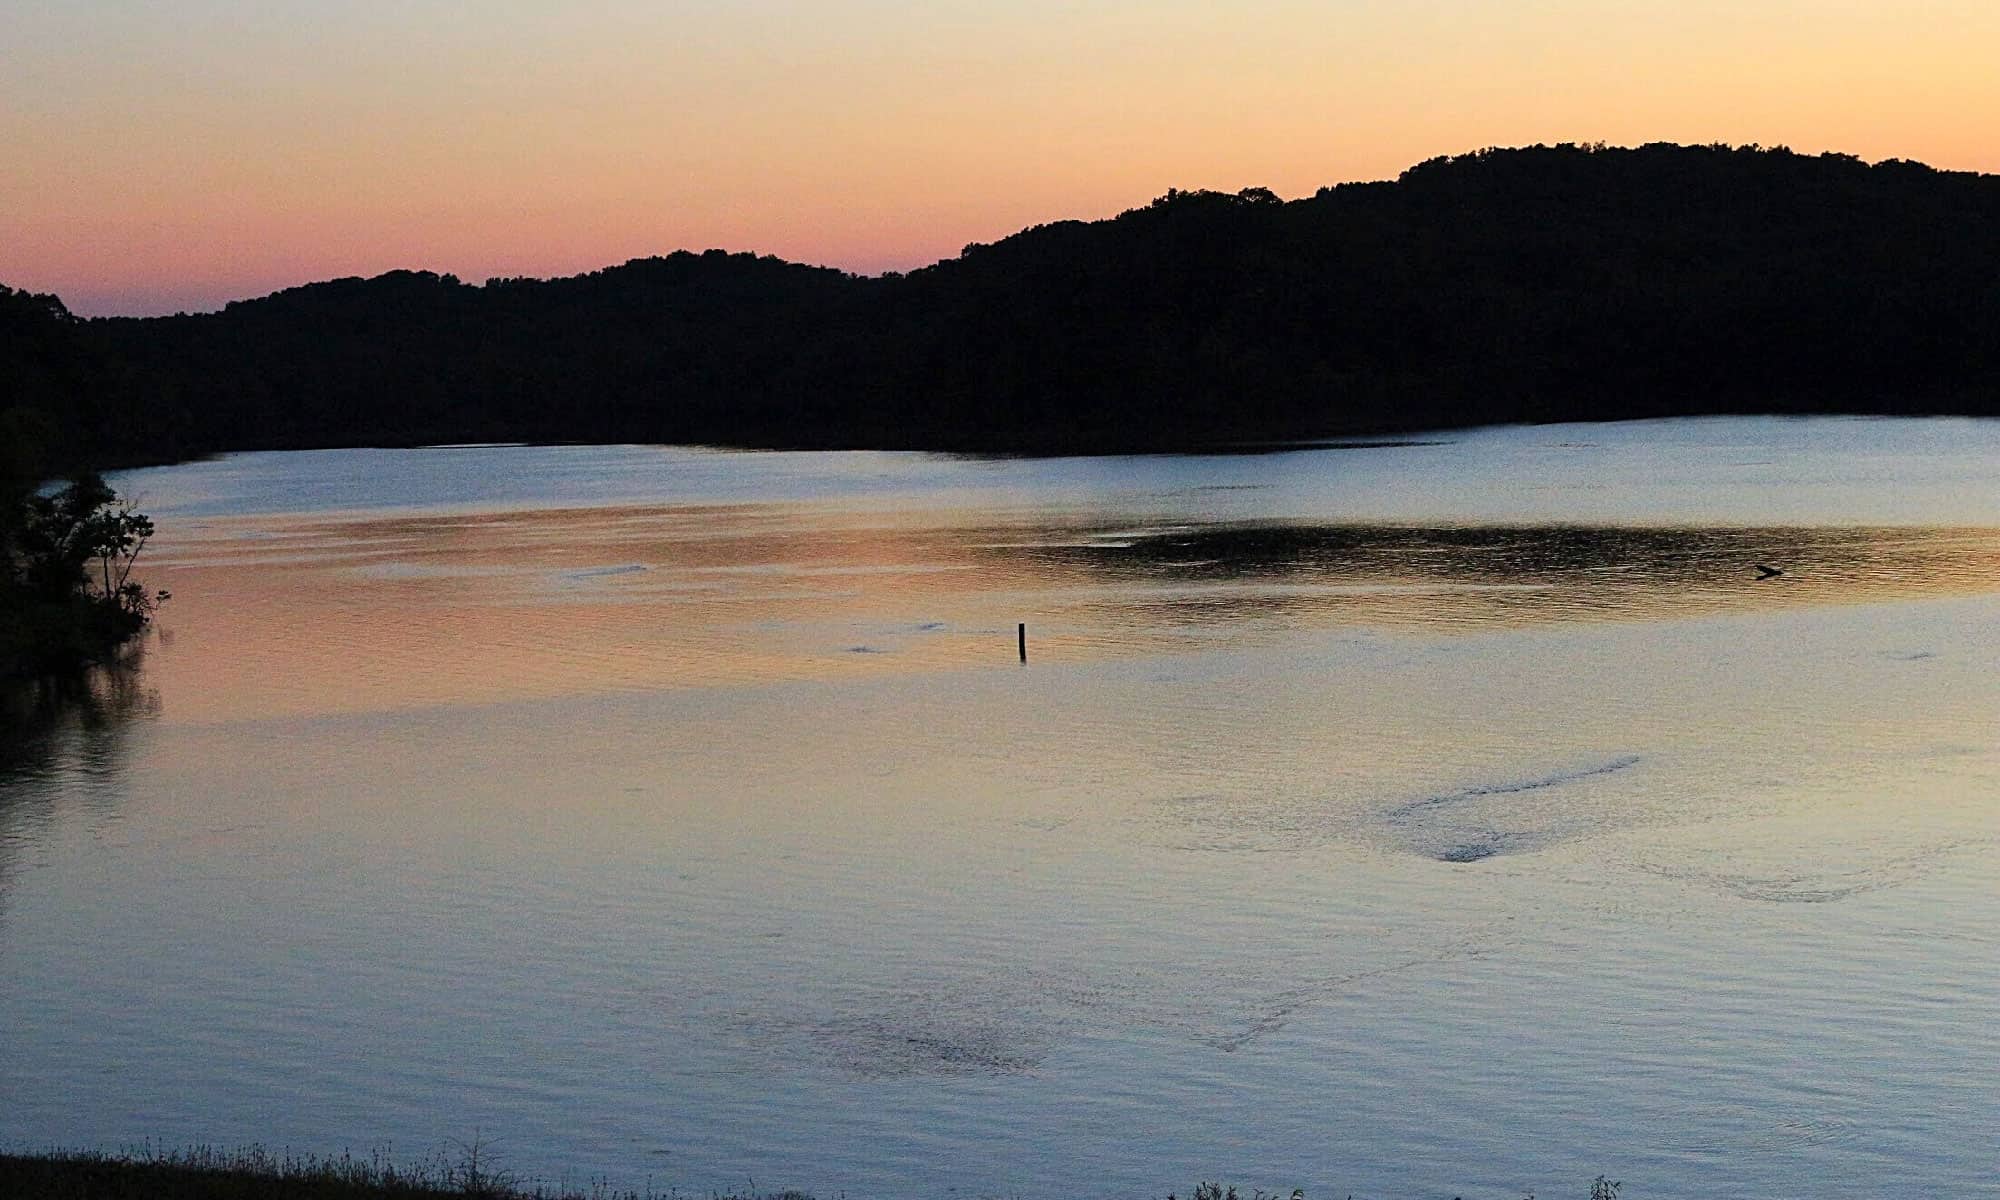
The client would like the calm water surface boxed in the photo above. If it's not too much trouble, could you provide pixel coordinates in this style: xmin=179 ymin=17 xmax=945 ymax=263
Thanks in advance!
xmin=3 ymin=417 xmax=1997 ymax=1196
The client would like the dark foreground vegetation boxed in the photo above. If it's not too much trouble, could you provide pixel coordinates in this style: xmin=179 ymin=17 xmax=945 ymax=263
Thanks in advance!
xmin=0 ymin=451 xmax=166 ymax=681
xmin=6 ymin=142 xmax=1999 ymax=460
xmin=2 ymin=294 xmax=167 ymax=679
xmin=0 ymin=1147 xmax=676 ymax=1200
xmin=0 ymin=1151 xmax=1621 ymax=1200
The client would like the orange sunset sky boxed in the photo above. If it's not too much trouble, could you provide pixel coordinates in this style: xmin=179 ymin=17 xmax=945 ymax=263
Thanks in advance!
xmin=4 ymin=0 xmax=1997 ymax=317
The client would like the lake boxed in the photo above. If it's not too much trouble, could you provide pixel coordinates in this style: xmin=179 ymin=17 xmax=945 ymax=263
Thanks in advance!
xmin=3 ymin=417 xmax=1997 ymax=1197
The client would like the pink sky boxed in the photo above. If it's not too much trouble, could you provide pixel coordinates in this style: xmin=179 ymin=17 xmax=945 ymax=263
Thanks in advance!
xmin=5 ymin=1 xmax=1997 ymax=316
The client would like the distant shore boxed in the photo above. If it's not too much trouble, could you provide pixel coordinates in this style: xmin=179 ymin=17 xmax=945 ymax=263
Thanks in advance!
xmin=6 ymin=142 xmax=1998 ymax=470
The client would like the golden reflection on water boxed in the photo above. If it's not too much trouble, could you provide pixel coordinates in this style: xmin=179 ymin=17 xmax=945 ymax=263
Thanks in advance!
xmin=138 ymin=503 xmax=2000 ymax=723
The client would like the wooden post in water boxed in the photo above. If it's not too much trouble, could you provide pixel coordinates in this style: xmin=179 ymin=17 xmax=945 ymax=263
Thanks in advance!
xmin=1018 ymin=622 xmax=1027 ymax=663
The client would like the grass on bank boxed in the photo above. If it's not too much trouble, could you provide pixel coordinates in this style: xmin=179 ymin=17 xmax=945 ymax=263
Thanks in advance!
xmin=0 ymin=1149 xmax=1623 ymax=1200
xmin=0 ymin=1144 xmax=746 ymax=1200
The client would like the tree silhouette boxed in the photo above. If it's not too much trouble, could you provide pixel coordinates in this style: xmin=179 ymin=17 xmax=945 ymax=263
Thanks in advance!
xmin=4 ymin=143 xmax=1998 ymax=460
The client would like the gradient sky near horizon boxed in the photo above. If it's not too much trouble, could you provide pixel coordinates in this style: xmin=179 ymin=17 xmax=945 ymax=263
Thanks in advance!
xmin=5 ymin=0 xmax=1997 ymax=317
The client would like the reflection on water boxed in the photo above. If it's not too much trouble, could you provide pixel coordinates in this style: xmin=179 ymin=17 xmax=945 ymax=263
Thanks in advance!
xmin=130 ymin=504 xmax=2000 ymax=722
xmin=1020 ymin=520 xmax=2000 ymax=629
xmin=0 ymin=667 xmax=156 ymax=923
xmin=3 ymin=424 xmax=1999 ymax=1199
xmin=0 ymin=666 xmax=156 ymax=798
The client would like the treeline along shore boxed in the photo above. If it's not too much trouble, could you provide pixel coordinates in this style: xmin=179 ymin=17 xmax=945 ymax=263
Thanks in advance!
xmin=6 ymin=141 xmax=2000 ymax=466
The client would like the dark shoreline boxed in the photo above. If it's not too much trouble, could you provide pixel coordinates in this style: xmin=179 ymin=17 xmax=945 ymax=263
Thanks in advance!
xmin=0 ymin=1147 xmax=688 ymax=1200
xmin=8 ymin=142 xmax=1999 ymax=472
xmin=0 ymin=1149 xmax=1620 ymax=1200
xmin=96 ymin=412 xmax=1994 ymax=475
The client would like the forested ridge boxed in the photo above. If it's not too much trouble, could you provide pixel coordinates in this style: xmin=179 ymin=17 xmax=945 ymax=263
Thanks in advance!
xmin=6 ymin=142 xmax=2000 ymax=465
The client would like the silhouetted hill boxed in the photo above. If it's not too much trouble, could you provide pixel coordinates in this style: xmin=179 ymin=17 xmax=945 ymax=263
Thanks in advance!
xmin=11 ymin=143 xmax=2000 ymax=459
